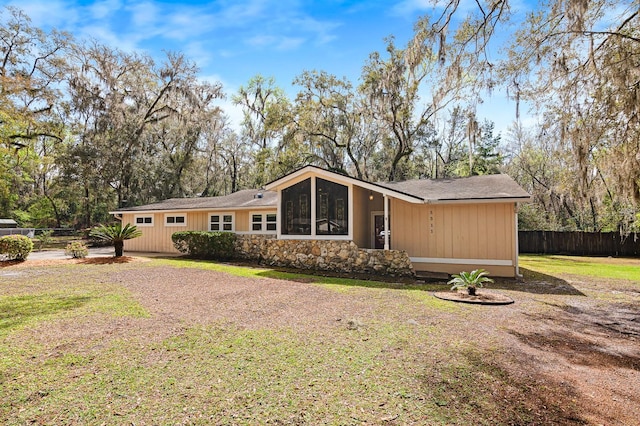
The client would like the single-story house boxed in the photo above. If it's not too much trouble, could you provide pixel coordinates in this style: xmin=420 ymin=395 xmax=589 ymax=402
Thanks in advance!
xmin=111 ymin=165 xmax=531 ymax=277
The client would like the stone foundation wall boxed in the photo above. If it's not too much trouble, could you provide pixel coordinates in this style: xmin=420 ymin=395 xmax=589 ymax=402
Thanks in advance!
xmin=234 ymin=235 xmax=414 ymax=277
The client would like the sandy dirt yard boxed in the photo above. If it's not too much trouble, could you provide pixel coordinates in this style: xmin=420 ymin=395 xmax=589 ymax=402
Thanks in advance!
xmin=1 ymin=256 xmax=639 ymax=425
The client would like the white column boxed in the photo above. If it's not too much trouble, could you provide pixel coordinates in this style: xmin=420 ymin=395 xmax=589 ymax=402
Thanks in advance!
xmin=310 ymin=177 xmax=316 ymax=237
xmin=384 ymin=195 xmax=389 ymax=250
xmin=276 ymin=189 xmax=282 ymax=239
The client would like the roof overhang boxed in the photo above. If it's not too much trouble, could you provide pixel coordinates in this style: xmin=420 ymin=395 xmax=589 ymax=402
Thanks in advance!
xmin=265 ymin=165 xmax=424 ymax=204
xmin=425 ymin=196 xmax=533 ymax=205
xmin=109 ymin=205 xmax=277 ymax=215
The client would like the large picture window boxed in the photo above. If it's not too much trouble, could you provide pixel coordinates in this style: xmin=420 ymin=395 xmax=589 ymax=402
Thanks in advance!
xmin=281 ymin=178 xmax=311 ymax=235
xmin=316 ymin=178 xmax=348 ymax=235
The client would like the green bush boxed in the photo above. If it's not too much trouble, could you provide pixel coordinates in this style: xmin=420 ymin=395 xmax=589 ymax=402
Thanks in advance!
xmin=0 ymin=234 xmax=34 ymax=261
xmin=64 ymin=241 xmax=89 ymax=259
xmin=37 ymin=229 xmax=54 ymax=250
xmin=171 ymin=231 xmax=236 ymax=260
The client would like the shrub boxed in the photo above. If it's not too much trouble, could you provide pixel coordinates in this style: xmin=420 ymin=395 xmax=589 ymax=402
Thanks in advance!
xmin=448 ymin=269 xmax=494 ymax=296
xmin=90 ymin=223 xmax=142 ymax=257
xmin=37 ymin=229 xmax=54 ymax=250
xmin=65 ymin=241 xmax=89 ymax=259
xmin=171 ymin=231 xmax=236 ymax=260
xmin=0 ymin=234 xmax=34 ymax=261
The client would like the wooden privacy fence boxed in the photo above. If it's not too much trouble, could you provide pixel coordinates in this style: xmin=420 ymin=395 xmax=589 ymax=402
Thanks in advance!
xmin=519 ymin=231 xmax=640 ymax=256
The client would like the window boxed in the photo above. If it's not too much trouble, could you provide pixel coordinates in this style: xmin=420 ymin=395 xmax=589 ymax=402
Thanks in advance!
xmin=266 ymin=214 xmax=277 ymax=231
xmin=210 ymin=213 xmax=234 ymax=232
xmin=316 ymin=178 xmax=348 ymax=235
xmin=165 ymin=214 xmax=186 ymax=226
xmin=251 ymin=212 xmax=277 ymax=233
xmin=281 ymin=178 xmax=311 ymax=235
xmin=134 ymin=215 xmax=154 ymax=226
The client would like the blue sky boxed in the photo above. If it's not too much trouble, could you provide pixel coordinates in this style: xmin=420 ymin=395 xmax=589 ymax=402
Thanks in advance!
xmin=7 ymin=0 xmax=531 ymax=133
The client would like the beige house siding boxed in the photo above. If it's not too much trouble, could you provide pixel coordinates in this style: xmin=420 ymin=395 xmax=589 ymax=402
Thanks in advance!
xmin=352 ymin=185 xmax=370 ymax=248
xmin=121 ymin=209 xmax=276 ymax=253
xmin=115 ymin=167 xmax=527 ymax=277
xmin=390 ymin=200 xmax=516 ymax=276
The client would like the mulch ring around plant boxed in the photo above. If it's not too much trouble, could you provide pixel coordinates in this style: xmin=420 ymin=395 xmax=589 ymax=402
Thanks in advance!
xmin=433 ymin=290 xmax=514 ymax=305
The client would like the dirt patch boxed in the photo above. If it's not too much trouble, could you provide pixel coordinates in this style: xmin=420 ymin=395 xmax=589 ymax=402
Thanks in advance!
xmin=114 ymin=265 xmax=640 ymax=425
xmin=0 ymin=256 xmax=148 ymax=268
xmin=2 ymin=260 xmax=639 ymax=424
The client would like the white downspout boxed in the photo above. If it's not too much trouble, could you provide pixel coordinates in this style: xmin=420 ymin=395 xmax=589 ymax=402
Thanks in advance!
xmin=384 ymin=195 xmax=389 ymax=250
xmin=515 ymin=203 xmax=521 ymax=278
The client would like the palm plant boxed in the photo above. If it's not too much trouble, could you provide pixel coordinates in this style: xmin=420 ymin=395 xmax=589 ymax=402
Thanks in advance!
xmin=448 ymin=269 xmax=494 ymax=296
xmin=90 ymin=223 xmax=142 ymax=257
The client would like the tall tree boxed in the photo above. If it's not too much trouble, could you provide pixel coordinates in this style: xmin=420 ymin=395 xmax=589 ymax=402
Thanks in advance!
xmin=0 ymin=6 xmax=71 ymax=222
xmin=65 ymin=43 xmax=222 ymax=225
xmin=293 ymin=70 xmax=375 ymax=179
xmin=233 ymin=75 xmax=289 ymax=187
xmin=501 ymin=0 xmax=640 ymax=231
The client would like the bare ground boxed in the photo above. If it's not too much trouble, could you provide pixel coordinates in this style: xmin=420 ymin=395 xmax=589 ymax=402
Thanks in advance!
xmin=2 ymin=256 xmax=639 ymax=425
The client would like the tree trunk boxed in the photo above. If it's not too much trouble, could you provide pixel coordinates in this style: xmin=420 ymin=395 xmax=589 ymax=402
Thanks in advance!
xmin=114 ymin=241 xmax=124 ymax=257
xmin=467 ymin=286 xmax=477 ymax=296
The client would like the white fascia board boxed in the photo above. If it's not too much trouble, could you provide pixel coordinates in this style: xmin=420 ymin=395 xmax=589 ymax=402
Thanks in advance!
xmin=425 ymin=197 xmax=532 ymax=205
xmin=264 ymin=165 xmax=315 ymax=190
xmin=109 ymin=206 xmax=276 ymax=215
xmin=265 ymin=166 xmax=423 ymax=204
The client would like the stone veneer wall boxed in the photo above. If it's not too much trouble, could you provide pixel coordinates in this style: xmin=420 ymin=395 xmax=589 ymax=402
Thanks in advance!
xmin=234 ymin=234 xmax=415 ymax=277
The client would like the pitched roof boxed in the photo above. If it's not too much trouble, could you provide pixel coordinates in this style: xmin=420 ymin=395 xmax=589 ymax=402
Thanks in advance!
xmin=113 ymin=169 xmax=530 ymax=213
xmin=266 ymin=165 xmax=530 ymax=203
xmin=377 ymin=174 xmax=531 ymax=203
xmin=113 ymin=189 xmax=277 ymax=212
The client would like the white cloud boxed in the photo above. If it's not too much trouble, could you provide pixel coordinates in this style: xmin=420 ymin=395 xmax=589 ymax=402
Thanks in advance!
xmin=12 ymin=0 xmax=342 ymax=58
xmin=246 ymin=34 xmax=305 ymax=50
xmin=276 ymin=36 xmax=305 ymax=50
xmin=391 ymin=0 xmax=431 ymax=16
xmin=77 ymin=24 xmax=138 ymax=52
xmin=89 ymin=0 xmax=122 ymax=20
xmin=128 ymin=1 xmax=159 ymax=28
xmin=183 ymin=41 xmax=216 ymax=69
xmin=8 ymin=0 xmax=78 ymax=28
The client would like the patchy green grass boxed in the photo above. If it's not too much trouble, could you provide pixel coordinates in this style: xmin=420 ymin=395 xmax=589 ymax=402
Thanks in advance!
xmin=151 ymin=257 xmax=401 ymax=287
xmin=0 ymin=294 xmax=91 ymax=334
xmin=520 ymin=254 xmax=640 ymax=282
xmin=0 ymin=264 xmax=147 ymax=338
xmin=1 ymin=320 xmax=554 ymax=425
xmin=2 ymin=256 xmax=637 ymax=424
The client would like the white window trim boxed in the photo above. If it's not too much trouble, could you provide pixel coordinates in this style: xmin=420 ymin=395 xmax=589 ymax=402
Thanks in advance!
xmin=134 ymin=214 xmax=154 ymax=227
xmin=249 ymin=211 xmax=277 ymax=234
xmin=277 ymin=176 xmax=353 ymax=241
xmin=164 ymin=213 xmax=187 ymax=227
xmin=209 ymin=212 xmax=235 ymax=232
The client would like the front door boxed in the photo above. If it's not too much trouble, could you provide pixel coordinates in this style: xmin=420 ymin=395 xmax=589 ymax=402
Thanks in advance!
xmin=372 ymin=213 xmax=390 ymax=249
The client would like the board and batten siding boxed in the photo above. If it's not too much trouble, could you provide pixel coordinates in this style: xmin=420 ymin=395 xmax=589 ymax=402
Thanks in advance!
xmin=390 ymin=200 xmax=517 ymax=277
xmin=351 ymin=185 xmax=371 ymax=249
xmin=121 ymin=209 xmax=275 ymax=253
